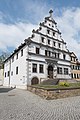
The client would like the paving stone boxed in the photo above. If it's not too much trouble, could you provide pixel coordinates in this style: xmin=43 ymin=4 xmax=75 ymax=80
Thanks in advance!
xmin=0 ymin=87 xmax=80 ymax=120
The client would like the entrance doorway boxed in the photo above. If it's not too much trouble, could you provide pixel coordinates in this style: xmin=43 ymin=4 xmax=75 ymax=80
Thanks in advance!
xmin=48 ymin=65 xmax=53 ymax=78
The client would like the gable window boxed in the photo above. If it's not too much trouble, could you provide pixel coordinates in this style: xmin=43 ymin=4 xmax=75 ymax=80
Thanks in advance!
xmin=64 ymin=68 xmax=68 ymax=75
xmin=36 ymin=47 xmax=40 ymax=54
xmin=21 ymin=49 xmax=23 ymax=56
xmin=7 ymin=71 xmax=10 ymax=77
xmin=48 ymin=39 xmax=50 ymax=44
xmin=39 ymin=64 xmax=44 ymax=73
xmin=53 ymin=32 xmax=55 ymax=36
xmin=58 ymin=53 xmax=60 ymax=58
xmin=45 ymin=50 xmax=47 ymax=56
xmin=58 ymin=43 xmax=61 ymax=48
xmin=45 ymin=50 xmax=51 ymax=56
xmin=47 ymin=29 xmax=50 ymax=34
xmin=12 ymin=56 xmax=14 ymax=62
xmin=63 ymin=54 xmax=66 ymax=60
xmin=16 ymin=66 xmax=18 ymax=75
xmin=57 ymin=67 xmax=62 ymax=74
xmin=41 ymin=37 xmax=44 ymax=43
xmin=53 ymin=41 xmax=56 ymax=46
xmin=32 ymin=64 xmax=37 ymax=73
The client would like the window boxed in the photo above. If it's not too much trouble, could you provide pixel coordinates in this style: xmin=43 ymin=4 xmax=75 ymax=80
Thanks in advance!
xmin=48 ymin=39 xmax=50 ymax=44
xmin=41 ymin=37 xmax=44 ymax=43
xmin=45 ymin=50 xmax=47 ymax=56
xmin=55 ymin=53 xmax=56 ymax=58
xmin=53 ymin=41 xmax=56 ymax=46
xmin=7 ymin=71 xmax=10 ymax=77
xmin=16 ymin=66 xmax=18 ymax=75
xmin=58 ymin=53 xmax=60 ymax=58
xmin=36 ymin=47 xmax=40 ymax=54
xmin=21 ymin=49 xmax=23 ymax=56
xmin=47 ymin=29 xmax=50 ymax=34
xmin=45 ymin=50 xmax=51 ymax=56
xmin=12 ymin=56 xmax=14 ymax=62
xmin=32 ymin=64 xmax=37 ymax=73
xmin=63 ymin=54 xmax=66 ymax=60
xmin=16 ymin=53 xmax=18 ymax=59
xmin=74 ymin=74 xmax=76 ymax=78
xmin=5 ymin=72 xmax=6 ymax=77
xmin=71 ymin=73 xmax=73 ymax=78
xmin=64 ymin=68 xmax=68 ymax=75
xmin=53 ymin=32 xmax=55 ymax=36
xmin=58 ymin=43 xmax=61 ymax=48
xmin=11 ymin=71 xmax=13 ymax=76
xmin=77 ymin=74 xmax=79 ymax=79
xmin=39 ymin=64 xmax=44 ymax=73
xmin=57 ymin=67 xmax=62 ymax=74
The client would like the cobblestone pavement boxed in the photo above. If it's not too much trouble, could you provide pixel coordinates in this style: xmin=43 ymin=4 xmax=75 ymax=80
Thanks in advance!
xmin=0 ymin=87 xmax=80 ymax=120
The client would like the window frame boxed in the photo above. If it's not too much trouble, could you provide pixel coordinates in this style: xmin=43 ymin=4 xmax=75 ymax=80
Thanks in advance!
xmin=16 ymin=66 xmax=18 ymax=75
xmin=32 ymin=63 xmax=37 ymax=73
xmin=57 ymin=67 xmax=62 ymax=74
xmin=39 ymin=64 xmax=44 ymax=73
xmin=64 ymin=68 xmax=68 ymax=75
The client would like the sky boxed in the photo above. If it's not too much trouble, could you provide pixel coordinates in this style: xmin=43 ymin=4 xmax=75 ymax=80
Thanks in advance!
xmin=0 ymin=0 xmax=80 ymax=59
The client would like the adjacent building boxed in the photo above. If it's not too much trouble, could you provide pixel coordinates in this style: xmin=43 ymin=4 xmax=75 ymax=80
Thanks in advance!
xmin=70 ymin=52 xmax=80 ymax=81
xmin=0 ymin=62 xmax=4 ymax=85
xmin=3 ymin=10 xmax=71 ymax=89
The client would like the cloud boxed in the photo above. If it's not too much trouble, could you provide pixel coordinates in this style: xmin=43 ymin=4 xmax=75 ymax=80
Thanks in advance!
xmin=0 ymin=22 xmax=37 ymax=52
xmin=55 ymin=7 xmax=80 ymax=59
xmin=0 ymin=6 xmax=80 ymax=61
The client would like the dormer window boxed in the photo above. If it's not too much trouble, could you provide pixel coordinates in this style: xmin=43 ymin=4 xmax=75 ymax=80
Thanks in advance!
xmin=41 ymin=37 xmax=44 ymax=43
xmin=47 ymin=29 xmax=50 ymax=34
xmin=48 ymin=39 xmax=50 ymax=44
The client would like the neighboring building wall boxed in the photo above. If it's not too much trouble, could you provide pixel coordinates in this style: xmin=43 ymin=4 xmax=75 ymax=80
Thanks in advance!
xmin=0 ymin=69 xmax=4 ymax=85
xmin=4 ymin=45 xmax=27 ymax=89
xmin=70 ymin=52 xmax=80 ymax=80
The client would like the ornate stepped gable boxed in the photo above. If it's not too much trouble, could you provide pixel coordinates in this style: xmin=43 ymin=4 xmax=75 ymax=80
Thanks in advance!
xmin=28 ymin=10 xmax=69 ymax=53
xmin=5 ymin=9 xmax=70 ymax=62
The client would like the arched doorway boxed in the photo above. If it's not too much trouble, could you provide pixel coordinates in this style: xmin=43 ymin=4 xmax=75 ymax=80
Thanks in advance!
xmin=31 ymin=77 xmax=39 ymax=85
xmin=48 ymin=65 xmax=53 ymax=78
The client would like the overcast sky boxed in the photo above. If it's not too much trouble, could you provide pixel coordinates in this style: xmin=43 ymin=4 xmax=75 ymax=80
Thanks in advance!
xmin=0 ymin=0 xmax=80 ymax=59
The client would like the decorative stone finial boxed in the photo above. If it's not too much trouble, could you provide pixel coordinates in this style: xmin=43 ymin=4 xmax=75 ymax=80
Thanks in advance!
xmin=49 ymin=9 xmax=53 ymax=17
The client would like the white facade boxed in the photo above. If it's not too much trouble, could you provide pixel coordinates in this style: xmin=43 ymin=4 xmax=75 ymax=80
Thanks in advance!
xmin=3 ymin=10 xmax=71 ymax=89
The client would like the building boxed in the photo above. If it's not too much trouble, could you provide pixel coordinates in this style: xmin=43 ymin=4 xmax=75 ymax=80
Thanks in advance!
xmin=70 ymin=52 xmax=80 ymax=81
xmin=0 ymin=62 xmax=4 ymax=85
xmin=3 ymin=10 xmax=71 ymax=89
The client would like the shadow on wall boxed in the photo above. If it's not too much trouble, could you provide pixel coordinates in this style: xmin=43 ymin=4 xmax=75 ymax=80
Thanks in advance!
xmin=0 ymin=87 xmax=15 ymax=93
